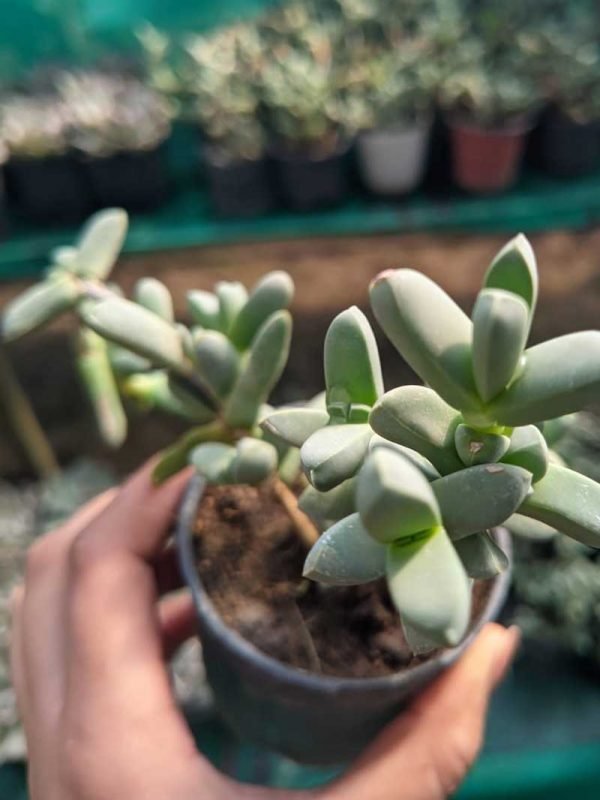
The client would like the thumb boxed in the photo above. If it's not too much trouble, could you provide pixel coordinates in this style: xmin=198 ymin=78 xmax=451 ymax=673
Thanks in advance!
xmin=324 ymin=623 xmax=520 ymax=800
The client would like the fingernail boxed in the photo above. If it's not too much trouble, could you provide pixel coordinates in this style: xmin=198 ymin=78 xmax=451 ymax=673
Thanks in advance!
xmin=491 ymin=625 xmax=521 ymax=687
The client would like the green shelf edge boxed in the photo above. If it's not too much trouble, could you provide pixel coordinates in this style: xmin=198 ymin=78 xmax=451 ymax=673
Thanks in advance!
xmin=2 ymin=169 xmax=600 ymax=281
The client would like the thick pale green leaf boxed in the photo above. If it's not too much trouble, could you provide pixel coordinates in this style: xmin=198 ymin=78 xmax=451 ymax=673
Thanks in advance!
xmin=303 ymin=513 xmax=386 ymax=585
xmin=75 ymin=208 xmax=128 ymax=280
xmin=369 ymin=269 xmax=480 ymax=412
xmin=189 ymin=442 xmax=236 ymax=483
xmin=151 ymin=421 xmax=230 ymax=483
xmin=369 ymin=436 xmax=440 ymax=480
xmin=324 ymin=306 xmax=383 ymax=413
xmin=370 ymin=386 xmax=463 ymax=475
xmin=51 ymin=245 xmax=78 ymax=269
xmin=261 ymin=407 xmax=329 ymax=448
xmin=194 ymin=330 xmax=239 ymax=399
xmin=229 ymin=271 xmax=294 ymax=349
xmin=541 ymin=415 xmax=574 ymax=447
xmin=122 ymin=372 xmax=215 ymax=422
xmin=489 ymin=332 xmax=600 ymax=426
xmin=433 ymin=464 xmax=532 ymax=540
xmin=386 ymin=527 xmax=471 ymax=646
xmin=230 ymin=438 xmax=278 ymax=484
xmin=357 ymin=449 xmax=441 ymax=544
xmin=79 ymin=296 xmax=184 ymax=368
xmin=519 ymin=463 xmax=600 ymax=548
xmin=216 ymin=281 xmax=247 ymax=334
xmin=2 ymin=275 xmax=79 ymax=341
xmin=298 ymin=478 xmax=357 ymax=525
xmin=224 ymin=310 xmax=292 ymax=429
xmin=76 ymin=329 xmax=127 ymax=448
xmin=501 ymin=425 xmax=548 ymax=482
xmin=506 ymin=513 xmax=557 ymax=541
xmin=402 ymin=620 xmax=440 ymax=656
xmin=455 ymin=424 xmax=510 ymax=467
xmin=277 ymin=446 xmax=302 ymax=486
xmin=133 ymin=277 xmax=174 ymax=322
xmin=484 ymin=234 xmax=538 ymax=315
xmin=187 ymin=290 xmax=220 ymax=329
xmin=472 ymin=289 xmax=529 ymax=402
xmin=454 ymin=532 xmax=509 ymax=579
xmin=301 ymin=424 xmax=371 ymax=491
xmin=107 ymin=344 xmax=152 ymax=375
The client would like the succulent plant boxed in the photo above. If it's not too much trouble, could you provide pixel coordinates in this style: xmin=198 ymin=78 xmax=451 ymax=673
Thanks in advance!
xmin=0 ymin=94 xmax=71 ymax=158
xmin=265 ymin=233 xmax=600 ymax=652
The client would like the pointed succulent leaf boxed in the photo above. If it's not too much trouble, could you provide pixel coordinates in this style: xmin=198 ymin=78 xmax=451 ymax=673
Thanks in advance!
xmin=501 ymin=425 xmax=548 ymax=482
xmin=454 ymin=424 xmax=510 ymax=467
xmin=402 ymin=620 xmax=440 ymax=656
xmin=79 ymin=296 xmax=184 ymax=368
xmin=76 ymin=329 xmax=127 ymax=448
xmin=433 ymin=464 xmax=532 ymax=540
xmin=540 ymin=415 xmax=574 ymax=447
xmin=301 ymin=424 xmax=372 ymax=491
xmin=189 ymin=442 xmax=237 ymax=483
xmin=303 ymin=513 xmax=386 ymax=585
xmin=308 ymin=390 xmax=327 ymax=410
xmin=386 ymin=527 xmax=471 ymax=647
xmin=472 ymin=288 xmax=529 ymax=402
xmin=229 ymin=271 xmax=294 ymax=349
xmin=484 ymin=234 xmax=538 ymax=316
xmin=506 ymin=513 xmax=557 ymax=541
xmin=107 ymin=344 xmax=152 ymax=375
xmin=51 ymin=245 xmax=78 ymax=269
xmin=489 ymin=332 xmax=600 ymax=426
xmin=453 ymin=532 xmax=509 ymax=580
xmin=75 ymin=208 xmax=128 ymax=280
xmin=230 ymin=438 xmax=278 ymax=484
xmin=133 ymin=277 xmax=174 ymax=322
xmin=370 ymin=386 xmax=463 ymax=475
xmin=357 ymin=449 xmax=441 ymax=544
xmin=122 ymin=372 xmax=216 ymax=422
xmin=324 ymin=306 xmax=383 ymax=413
xmin=369 ymin=436 xmax=440 ymax=480
xmin=194 ymin=330 xmax=239 ymax=399
xmin=216 ymin=281 xmax=247 ymax=334
xmin=187 ymin=290 xmax=220 ymax=330
xmin=261 ymin=407 xmax=329 ymax=448
xmin=519 ymin=463 xmax=600 ymax=548
xmin=369 ymin=269 xmax=480 ymax=412
xmin=298 ymin=478 xmax=357 ymax=524
xmin=2 ymin=275 xmax=80 ymax=341
xmin=224 ymin=310 xmax=292 ymax=429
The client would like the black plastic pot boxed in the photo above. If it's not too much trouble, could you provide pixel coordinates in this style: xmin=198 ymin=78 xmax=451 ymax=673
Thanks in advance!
xmin=5 ymin=154 xmax=91 ymax=224
xmin=537 ymin=106 xmax=600 ymax=179
xmin=204 ymin=148 xmax=276 ymax=218
xmin=177 ymin=475 xmax=512 ymax=765
xmin=84 ymin=145 xmax=169 ymax=212
xmin=271 ymin=143 xmax=350 ymax=212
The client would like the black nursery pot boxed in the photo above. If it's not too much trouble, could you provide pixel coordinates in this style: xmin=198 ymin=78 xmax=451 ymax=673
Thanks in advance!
xmin=538 ymin=106 xmax=600 ymax=178
xmin=271 ymin=142 xmax=350 ymax=212
xmin=5 ymin=154 xmax=91 ymax=224
xmin=177 ymin=475 xmax=513 ymax=765
xmin=84 ymin=145 xmax=169 ymax=212
xmin=204 ymin=148 xmax=276 ymax=218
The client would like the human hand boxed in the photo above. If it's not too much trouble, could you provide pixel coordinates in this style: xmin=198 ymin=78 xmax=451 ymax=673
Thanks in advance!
xmin=10 ymin=459 xmax=519 ymax=800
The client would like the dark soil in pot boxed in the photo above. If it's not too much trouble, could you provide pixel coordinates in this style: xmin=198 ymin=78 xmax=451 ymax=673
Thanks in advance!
xmin=271 ymin=142 xmax=350 ymax=212
xmin=203 ymin=148 xmax=276 ymax=219
xmin=179 ymin=477 xmax=510 ymax=763
xmin=84 ymin=145 xmax=169 ymax=213
xmin=536 ymin=106 xmax=600 ymax=179
xmin=5 ymin=154 xmax=91 ymax=224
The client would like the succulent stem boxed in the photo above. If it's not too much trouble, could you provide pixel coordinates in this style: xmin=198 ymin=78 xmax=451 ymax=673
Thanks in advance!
xmin=0 ymin=344 xmax=60 ymax=479
xmin=271 ymin=476 xmax=320 ymax=548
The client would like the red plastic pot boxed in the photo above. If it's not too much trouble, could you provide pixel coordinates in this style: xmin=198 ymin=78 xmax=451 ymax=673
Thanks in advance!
xmin=448 ymin=119 xmax=530 ymax=194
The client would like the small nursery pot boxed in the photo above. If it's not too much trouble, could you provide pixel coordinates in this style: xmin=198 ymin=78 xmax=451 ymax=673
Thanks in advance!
xmin=271 ymin=142 xmax=350 ymax=212
xmin=537 ymin=106 xmax=600 ymax=179
xmin=448 ymin=118 xmax=531 ymax=194
xmin=357 ymin=119 xmax=432 ymax=196
xmin=84 ymin=145 xmax=169 ymax=212
xmin=204 ymin=147 xmax=276 ymax=218
xmin=5 ymin=154 xmax=91 ymax=223
xmin=178 ymin=475 xmax=512 ymax=765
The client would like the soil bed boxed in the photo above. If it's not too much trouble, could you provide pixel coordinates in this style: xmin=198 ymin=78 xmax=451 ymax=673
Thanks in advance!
xmin=193 ymin=482 xmax=490 ymax=679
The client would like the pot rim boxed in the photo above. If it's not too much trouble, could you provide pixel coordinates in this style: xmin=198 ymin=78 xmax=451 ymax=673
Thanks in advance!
xmin=177 ymin=473 xmax=512 ymax=695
